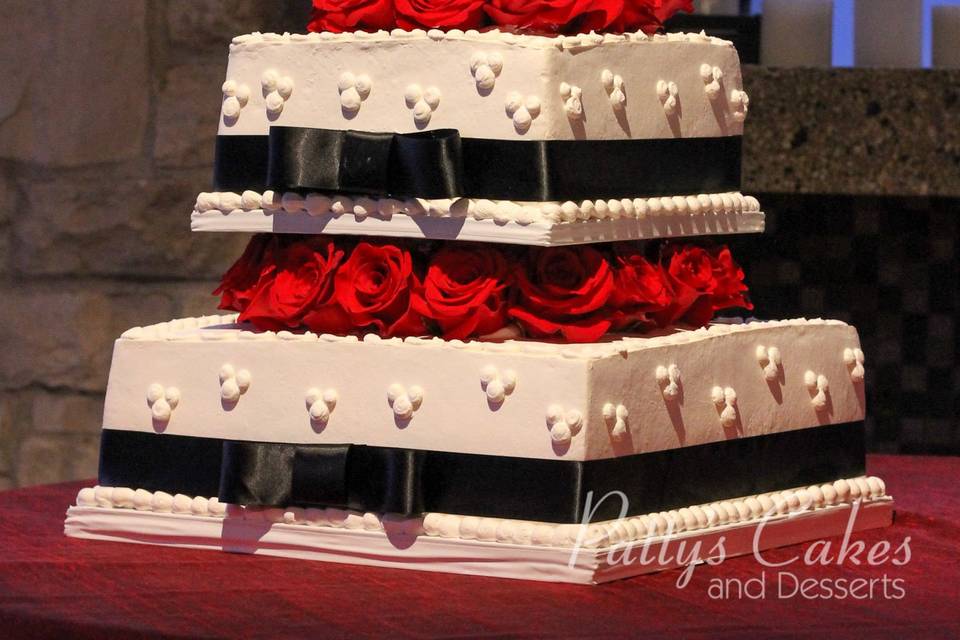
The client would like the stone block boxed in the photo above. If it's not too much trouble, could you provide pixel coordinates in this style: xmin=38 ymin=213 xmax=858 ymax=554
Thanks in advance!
xmin=0 ymin=1 xmax=149 ymax=167
xmin=14 ymin=165 xmax=251 ymax=279
xmin=68 ymin=433 xmax=102 ymax=483
xmin=166 ymin=0 xmax=290 ymax=53
xmin=154 ymin=63 xmax=225 ymax=168
xmin=0 ymin=170 xmax=12 ymax=277
xmin=16 ymin=434 xmax=70 ymax=487
xmin=31 ymin=391 xmax=104 ymax=434
xmin=16 ymin=430 xmax=99 ymax=487
xmin=0 ymin=282 xmax=220 ymax=393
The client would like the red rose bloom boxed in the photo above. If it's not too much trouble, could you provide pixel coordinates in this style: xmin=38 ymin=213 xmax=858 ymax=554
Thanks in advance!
xmin=307 ymin=0 xmax=395 ymax=33
xmin=214 ymin=234 xmax=282 ymax=313
xmin=707 ymin=245 xmax=753 ymax=312
xmin=239 ymin=237 xmax=345 ymax=331
xmin=608 ymin=244 xmax=673 ymax=330
xmin=509 ymin=246 xmax=615 ymax=342
xmin=414 ymin=245 xmax=512 ymax=340
xmin=612 ymin=0 xmax=694 ymax=33
xmin=395 ymin=0 xmax=487 ymax=31
xmin=485 ymin=0 xmax=623 ymax=35
xmin=657 ymin=244 xmax=752 ymax=327
xmin=334 ymin=242 xmax=426 ymax=337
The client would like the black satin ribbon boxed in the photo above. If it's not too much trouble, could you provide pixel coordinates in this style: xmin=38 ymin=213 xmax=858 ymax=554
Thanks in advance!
xmin=99 ymin=422 xmax=864 ymax=524
xmin=213 ymin=128 xmax=743 ymax=202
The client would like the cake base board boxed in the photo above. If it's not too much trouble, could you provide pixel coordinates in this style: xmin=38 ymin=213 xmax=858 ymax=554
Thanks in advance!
xmin=64 ymin=498 xmax=893 ymax=585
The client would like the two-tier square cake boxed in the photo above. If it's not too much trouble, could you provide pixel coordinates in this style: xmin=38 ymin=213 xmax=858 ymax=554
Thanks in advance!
xmin=64 ymin=0 xmax=892 ymax=584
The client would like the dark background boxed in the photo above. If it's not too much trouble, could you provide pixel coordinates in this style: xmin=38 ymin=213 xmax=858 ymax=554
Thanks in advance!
xmin=0 ymin=1 xmax=956 ymax=490
xmin=729 ymin=195 xmax=958 ymax=454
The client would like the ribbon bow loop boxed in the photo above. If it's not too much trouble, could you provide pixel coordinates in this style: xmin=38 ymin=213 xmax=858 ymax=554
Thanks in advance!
xmin=267 ymin=127 xmax=464 ymax=200
xmin=219 ymin=441 xmax=424 ymax=515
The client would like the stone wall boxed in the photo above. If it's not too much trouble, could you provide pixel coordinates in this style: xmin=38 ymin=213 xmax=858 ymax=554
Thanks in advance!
xmin=0 ymin=0 xmax=307 ymax=488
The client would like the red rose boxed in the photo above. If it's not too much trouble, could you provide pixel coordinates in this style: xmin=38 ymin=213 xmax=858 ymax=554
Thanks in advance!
xmin=608 ymin=244 xmax=672 ymax=330
xmin=214 ymin=234 xmax=282 ymax=313
xmin=238 ymin=237 xmax=345 ymax=331
xmin=485 ymin=0 xmax=623 ymax=35
xmin=657 ymin=244 xmax=751 ymax=327
xmin=334 ymin=242 xmax=426 ymax=337
xmin=708 ymin=245 xmax=752 ymax=312
xmin=509 ymin=246 xmax=615 ymax=342
xmin=656 ymin=244 xmax=716 ymax=327
xmin=612 ymin=0 xmax=694 ymax=34
xmin=395 ymin=0 xmax=487 ymax=31
xmin=413 ymin=245 xmax=512 ymax=340
xmin=307 ymin=0 xmax=395 ymax=33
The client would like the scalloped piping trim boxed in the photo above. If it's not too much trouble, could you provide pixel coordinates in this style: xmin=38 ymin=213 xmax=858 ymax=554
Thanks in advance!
xmin=118 ymin=316 xmax=851 ymax=360
xmin=231 ymin=29 xmax=733 ymax=53
xmin=76 ymin=476 xmax=887 ymax=549
xmin=194 ymin=191 xmax=762 ymax=226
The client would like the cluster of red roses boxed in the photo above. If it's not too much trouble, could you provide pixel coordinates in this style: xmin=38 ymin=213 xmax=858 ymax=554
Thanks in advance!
xmin=308 ymin=0 xmax=693 ymax=36
xmin=215 ymin=235 xmax=752 ymax=343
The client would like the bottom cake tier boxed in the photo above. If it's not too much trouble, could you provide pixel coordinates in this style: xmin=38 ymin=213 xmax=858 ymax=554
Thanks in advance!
xmin=64 ymin=478 xmax=893 ymax=584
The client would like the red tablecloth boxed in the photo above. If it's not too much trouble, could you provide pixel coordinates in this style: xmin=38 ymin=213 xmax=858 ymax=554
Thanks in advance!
xmin=0 ymin=455 xmax=957 ymax=639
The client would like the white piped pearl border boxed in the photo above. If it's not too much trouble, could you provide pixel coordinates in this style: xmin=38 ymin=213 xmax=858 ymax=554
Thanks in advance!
xmin=119 ymin=316 xmax=854 ymax=362
xmin=195 ymin=190 xmax=762 ymax=226
xmin=230 ymin=29 xmax=734 ymax=52
xmin=77 ymin=474 xmax=888 ymax=549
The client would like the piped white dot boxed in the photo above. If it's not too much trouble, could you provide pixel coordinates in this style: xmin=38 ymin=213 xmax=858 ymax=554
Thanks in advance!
xmin=387 ymin=384 xmax=423 ymax=420
xmin=505 ymin=92 xmax=541 ymax=133
xmin=219 ymin=365 xmax=250 ymax=404
xmin=602 ymin=402 xmax=630 ymax=440
xmin=602 ymin=69 xmax=626 ymax=111
xmin=338 ymin=71 xmax=371 ymax=115
xmin=546 ymin=404 xmax=583 ymax=446
xmin=844 ymin=347 xmax=866 ymax=383
xmin=479 ymin=366 xmax=518 ymax=405
xmin=656 ymin=364 xmax=682 ymax=400
xmin=756 ymin=345 xmax=783 ymax=383
xmin=805 ymin=370 xmax=830 ymax=411
xmin=147 ymin=384 xmax=180 ymax=424
xmin=470 ymin=51 xmax=503 ymax=92
xmin=306 ymin=387 xmax=338 ymax=425
xmin=657 ymin=79 xmax=679 ymax=116
xmin=405 ymin=84 xmax=440 ymax=126
xmin=711 ymin=386 xmax=738 ymax=430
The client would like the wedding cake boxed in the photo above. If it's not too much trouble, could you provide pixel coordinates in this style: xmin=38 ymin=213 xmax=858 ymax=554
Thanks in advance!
xmin=64 ymin=0 xmax=892 ymax=584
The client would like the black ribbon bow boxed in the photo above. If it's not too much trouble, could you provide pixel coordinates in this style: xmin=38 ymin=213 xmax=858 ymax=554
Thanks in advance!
xmin=97 ymin=423 xmax=864 ymax=524
xmin=214 ymin=127 xmax=744 ymax=202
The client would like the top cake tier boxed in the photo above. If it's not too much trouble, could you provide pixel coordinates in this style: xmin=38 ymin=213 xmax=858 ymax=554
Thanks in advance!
xmin=220 ymin=29 xmax=746 ymax=140
xmin=198 ymin=29 xmax=761 ymax=246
